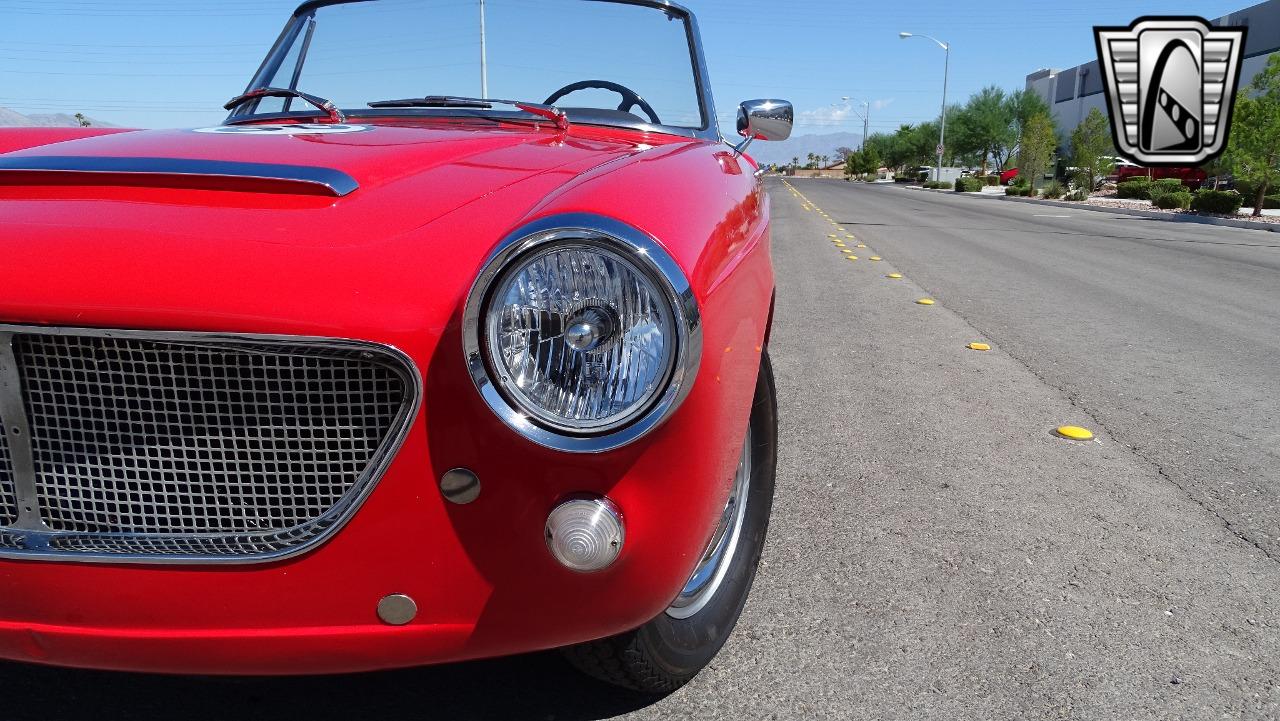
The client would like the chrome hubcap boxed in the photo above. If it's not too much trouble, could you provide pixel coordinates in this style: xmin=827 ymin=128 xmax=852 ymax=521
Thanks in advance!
xmin=666 ymin=424 xmax=752 ymax=619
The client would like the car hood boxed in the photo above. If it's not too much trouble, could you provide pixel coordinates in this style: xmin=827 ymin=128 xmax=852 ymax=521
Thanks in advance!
xmin=0 ymin=121 xmax=660 ymax=243
xmin=0 ymin=120 xmax=700 ymax=337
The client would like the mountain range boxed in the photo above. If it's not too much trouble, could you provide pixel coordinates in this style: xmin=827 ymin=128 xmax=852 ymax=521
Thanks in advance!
xmin=0 ymin=106 xmax=116 ymax=128
xmin=747 ymin=131 xmax=863 ymax=168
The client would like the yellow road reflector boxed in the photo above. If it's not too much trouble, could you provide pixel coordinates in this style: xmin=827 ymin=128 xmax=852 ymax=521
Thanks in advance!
xmin=857 ymin=244 xmax=867 ymax=248
xmin=967 ymin=342 xmax=992 ymax=351
xmin=842 ymin=249 xmax=855 ymax=254
xmin=887 ymin=273 xmax=903 ymax=279
xmin=828 ymin=234 xmax=837 ymax=238
xmin=847 ymin=255 xmax=858 ymax=261
xmin=916 ymin=298 xmax=935 ymax=305
xmin=869 ymin=256 xmax=882 ymax=261
xmin=1055 ymin=425 xmax=1094 ymax=441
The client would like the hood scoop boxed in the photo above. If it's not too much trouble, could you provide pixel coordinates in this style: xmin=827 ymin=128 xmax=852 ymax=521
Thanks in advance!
xmin=0 ymin=155 xmax=359 ymax=197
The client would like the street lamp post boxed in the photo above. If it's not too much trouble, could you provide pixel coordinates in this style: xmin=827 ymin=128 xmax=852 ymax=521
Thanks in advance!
xmin=841 ymin=96 xmax=870 ymax=151
xmin=479 ymin=0 xmax=488 ymax=97
xmin=900 ymin=32 xmax=949 ymax=183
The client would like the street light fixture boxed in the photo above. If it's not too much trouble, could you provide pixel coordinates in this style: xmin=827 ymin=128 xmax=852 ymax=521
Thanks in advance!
xmin=840 ymin=96 xmax=870 ymax=151
xmin=480 ymin=0 xmax=488 ymax=97
xmin=900 ymin=32 xmax=950 ymax=183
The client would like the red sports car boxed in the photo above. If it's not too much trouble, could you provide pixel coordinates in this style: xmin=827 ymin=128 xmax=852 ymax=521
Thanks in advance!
xmin=0 ymin=0 xmax=791 ymax=693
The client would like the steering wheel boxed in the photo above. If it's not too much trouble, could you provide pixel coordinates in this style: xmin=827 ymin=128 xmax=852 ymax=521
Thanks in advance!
xmin=544 ymin=80 xmax=662 ymax=125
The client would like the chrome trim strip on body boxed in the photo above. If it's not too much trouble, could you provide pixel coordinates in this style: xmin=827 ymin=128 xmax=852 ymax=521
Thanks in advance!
xmin=0 ymin=324 xmax=422 ymax=566
xmin=461 ymin=213 xmax=702 ymax=454
xmin=0 ymin=156 xmax=360 ymax=197
xmin=237 ymin=0 xmax=721 ymax=142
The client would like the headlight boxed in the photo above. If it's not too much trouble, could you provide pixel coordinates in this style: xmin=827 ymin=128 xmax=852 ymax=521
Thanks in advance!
xmin=463 ymin=214 xmax=701 ymax=453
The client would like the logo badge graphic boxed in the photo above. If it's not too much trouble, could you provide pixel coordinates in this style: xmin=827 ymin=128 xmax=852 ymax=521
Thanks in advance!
xmin=1094 ymin=17 xmax=1247 ymax=166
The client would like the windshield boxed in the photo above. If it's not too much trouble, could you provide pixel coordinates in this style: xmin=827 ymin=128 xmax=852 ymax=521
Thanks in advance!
xmin=236 ymin=0 xmax=709 ymax=134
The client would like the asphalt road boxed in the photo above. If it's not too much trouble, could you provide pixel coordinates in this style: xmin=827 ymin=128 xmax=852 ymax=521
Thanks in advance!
xmin=3 ymin=179 xmax=1279 ymax=720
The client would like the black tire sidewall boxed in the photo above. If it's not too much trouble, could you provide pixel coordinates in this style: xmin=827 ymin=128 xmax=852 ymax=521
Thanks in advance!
xmin=634 ymin=352 xmax=779 ymax=680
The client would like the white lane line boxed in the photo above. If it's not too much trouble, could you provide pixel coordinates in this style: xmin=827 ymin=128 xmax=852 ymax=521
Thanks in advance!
xmin=1033 ymin=214 xmax=1073 ymax=218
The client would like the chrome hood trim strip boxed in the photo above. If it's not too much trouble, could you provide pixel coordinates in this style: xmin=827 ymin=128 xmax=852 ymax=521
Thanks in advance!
xmin=0 ymin=156 xmax=360 ymax=197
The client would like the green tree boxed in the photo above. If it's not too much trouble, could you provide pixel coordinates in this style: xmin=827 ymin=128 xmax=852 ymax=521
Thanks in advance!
xmin=1006 ymin=89 xmax=1052 ymax=165
xmin=907 ymin=122 xmax=940 ymax=167
xmin=1018 ymin=112 xmax=1058 ymax=192
xmin=1229 ymin=55 xmax=1280 ymax=216
xmin=74 ymin=112 xmax=91 ymax=128
xmin=951 ymin=86 xmax=1014 ymax=173
xmin=862 ymin=146 xmax=882 ymax=176
xmin=1069 ymin=108 xmax=1115 ymax=191
xmin=844 ymin=150 xmax=861 ymax=179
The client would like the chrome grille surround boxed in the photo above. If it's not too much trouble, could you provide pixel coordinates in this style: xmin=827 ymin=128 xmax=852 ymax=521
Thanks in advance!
xmin=0 ymin=325 xmax=420 ymax=564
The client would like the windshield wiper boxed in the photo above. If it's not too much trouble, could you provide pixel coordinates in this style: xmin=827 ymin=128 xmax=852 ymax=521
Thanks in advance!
xmin=367 ymin=96 xmax=569 ymax=131
xmin=224 ymin=87 xmax=346 ymax=124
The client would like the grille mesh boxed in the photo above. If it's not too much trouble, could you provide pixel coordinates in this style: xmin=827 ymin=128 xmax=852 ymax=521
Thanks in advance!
xmin=0 ymin=408 xmax=15 ymax=526
xmin=0 ymin=331 xmax=413 ymax=560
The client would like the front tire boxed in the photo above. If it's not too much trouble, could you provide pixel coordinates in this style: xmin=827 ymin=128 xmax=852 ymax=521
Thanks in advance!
xmin=562 ymin=352 xmax=778 ymax=694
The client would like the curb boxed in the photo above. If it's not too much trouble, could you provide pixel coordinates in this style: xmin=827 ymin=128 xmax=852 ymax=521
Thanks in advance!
xmin=903 ymin=184 xmax=1278 ymax=233
xmin=999 ymin=195 xmax=1280 ymax=233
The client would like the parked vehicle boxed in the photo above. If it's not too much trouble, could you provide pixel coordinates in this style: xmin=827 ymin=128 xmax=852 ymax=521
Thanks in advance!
xmin=999 ymin=168 xmax=1020 ymax=185
xmin=0 ymin=0 xmax=791 ymax=694
xmin=1110 ymin=162 xmax=1207 ymax=190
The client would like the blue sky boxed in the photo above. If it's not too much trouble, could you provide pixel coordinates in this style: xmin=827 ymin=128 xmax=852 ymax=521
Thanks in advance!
xmin=0 ymin=0 xmax=1246 ymax=135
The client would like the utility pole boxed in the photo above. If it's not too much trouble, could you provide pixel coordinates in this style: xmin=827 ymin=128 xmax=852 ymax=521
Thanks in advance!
xmin=862 ymin=101 xmax=870 ymax=152
xmin=900 ymin=32 xmax=950 ymax=182
xmin=479 ymin=0 xmax=488 ymax=97
xmin=841 ymin=96 xmax=871 ymax=151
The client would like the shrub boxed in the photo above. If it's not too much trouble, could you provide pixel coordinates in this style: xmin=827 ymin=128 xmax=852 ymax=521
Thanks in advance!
xmin=955 ymin=177 xmax=984 ymax=192
xmin=1117 ymin=179 xmax=1152 ymax=199
xmin=984 ymin=175 xmax=1000 ymax=186
xmin=1152 ymin=178 xmax=1187 ymax=194
xmin=923 ymin=180 xmax=953 ymax=190
xmin=1237 ymin=179 xmax=1280 ymax=207
xmin=1042 ymin=180 xmax=1065 ymax=199
xmin=1236 ymin=179 xmax=1260 ymax=202
xmin=1064 ymin=188 xmax=1089 ymax=201
xmin=1005 ymin=186 xmax=1021 ymax=196
xmin=1016 ymin=186 xmax=1033 ymax=196
xmin=1153 ymin=191 xmax=1192 ymax=210
xmin=1191 ymin=189 xmax=1244 ymax=215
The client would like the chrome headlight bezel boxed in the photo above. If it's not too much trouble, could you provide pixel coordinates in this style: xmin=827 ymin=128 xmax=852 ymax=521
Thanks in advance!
xmin=462 ymin=214 xmax=702 ymax=454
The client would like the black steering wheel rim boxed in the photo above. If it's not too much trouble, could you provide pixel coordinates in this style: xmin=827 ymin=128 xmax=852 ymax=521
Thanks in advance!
xmin=544 ymin=80 xmax=662 ymax=125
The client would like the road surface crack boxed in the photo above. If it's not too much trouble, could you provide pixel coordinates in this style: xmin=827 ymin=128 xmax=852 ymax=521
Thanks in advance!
xmin=928 ymin=297 xmax=1280 ymax=565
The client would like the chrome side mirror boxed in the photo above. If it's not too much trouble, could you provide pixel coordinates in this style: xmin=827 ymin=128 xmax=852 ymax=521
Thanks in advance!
xmin=734 ymin=99 xmax=793 ymax=156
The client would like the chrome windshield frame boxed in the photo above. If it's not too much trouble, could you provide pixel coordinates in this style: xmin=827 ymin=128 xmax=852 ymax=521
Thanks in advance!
xmin=229 ymin=0 xmax=721 ymax=142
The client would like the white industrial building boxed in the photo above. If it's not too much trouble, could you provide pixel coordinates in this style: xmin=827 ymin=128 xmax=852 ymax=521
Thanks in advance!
xmin=1026 ymin=0 xmax=1280 ymax=140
